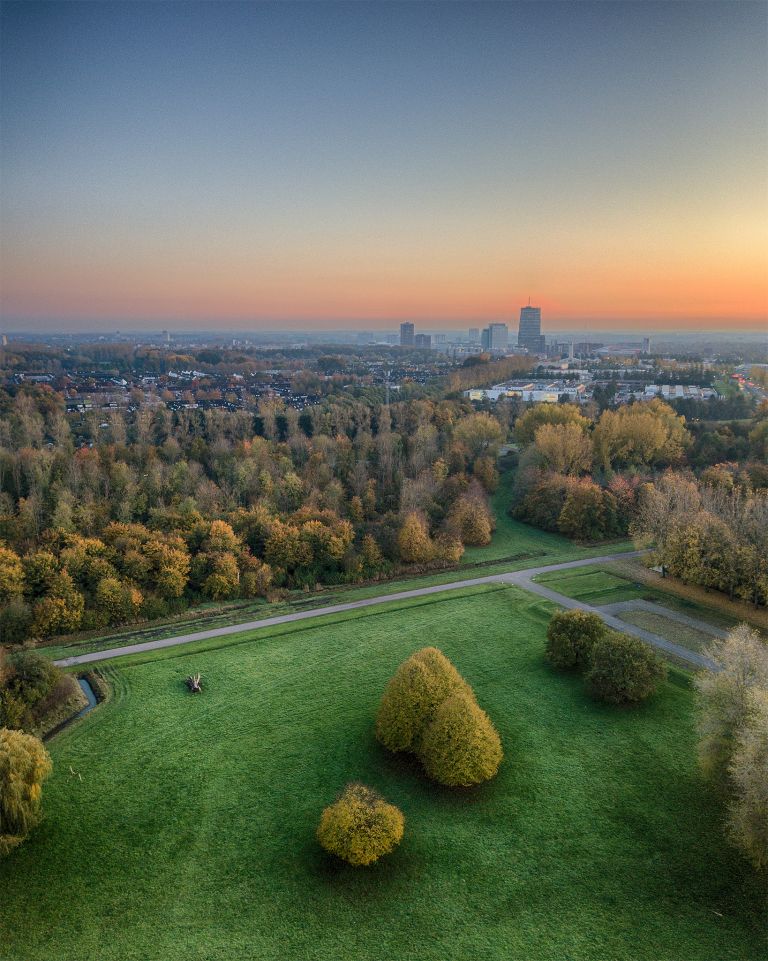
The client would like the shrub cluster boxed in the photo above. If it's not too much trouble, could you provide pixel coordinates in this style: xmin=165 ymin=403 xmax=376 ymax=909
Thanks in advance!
xmin=316 ymin=782 xmax=404 ymax=866
xmin=546 ymin=610 xmax=666 ymax=705
xmin=585 ymin=632 xmax=667 ymax=705
xmin=0 ymin=651 xmax=61 ymax=730
xmin=375 ymin=647 xmax=502 ymax=787
xmin=545 ymin=610 xmax=605 ymax=670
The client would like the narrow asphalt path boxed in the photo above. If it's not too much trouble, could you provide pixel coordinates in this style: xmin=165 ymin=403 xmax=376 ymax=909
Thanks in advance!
xmin=54 ymin=549 xmax=714 ymax=671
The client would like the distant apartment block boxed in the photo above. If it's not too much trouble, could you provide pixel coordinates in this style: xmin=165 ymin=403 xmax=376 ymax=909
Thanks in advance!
xmin=481 ymin=323 xmax=509 ymax=351
xmin=468 ymin=327 xmax=480 ymax=343
xmin=414 ymin=333 xmax=432 ymax=348
xmin=399 ymin=322 xmax=415 ymax=346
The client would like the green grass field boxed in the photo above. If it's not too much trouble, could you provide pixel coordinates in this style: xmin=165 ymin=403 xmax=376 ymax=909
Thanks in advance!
xmin=617 ymin=610 xmax=719 ymax=654
xmin=534 ymin=568 xmax=647 ymax=606
xmin=2 ymin=587 xmax=763 ymax=961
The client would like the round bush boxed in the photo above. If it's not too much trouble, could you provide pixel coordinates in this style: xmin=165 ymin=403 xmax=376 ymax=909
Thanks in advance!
xmin=545 ymin=609 xmax=606 ymax=670
xmin=585 ymin=631 xmax=667 ymax=704
xmin=375 ymin=647 xmax=470 ymax=753
xmin=418 ymin=691 xmax=503 ymax=787
xmin=316 ymin=782 xmax=404 ymax=866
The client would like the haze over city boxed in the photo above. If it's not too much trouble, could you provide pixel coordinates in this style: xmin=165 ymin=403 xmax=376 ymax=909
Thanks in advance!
xmin=1 ymin=0 xmax=766 ymax=332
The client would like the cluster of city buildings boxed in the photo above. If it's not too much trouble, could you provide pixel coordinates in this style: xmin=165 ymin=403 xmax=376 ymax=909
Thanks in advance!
xmin=399 ymin=305 xmax=547 ymax=355
xmin=396 ymin=305 xmax=656 ymax=362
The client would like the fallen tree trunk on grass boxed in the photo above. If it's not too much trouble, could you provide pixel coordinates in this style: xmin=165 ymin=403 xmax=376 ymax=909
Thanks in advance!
xmin=186 ymin=673 xmax=202 ymax=693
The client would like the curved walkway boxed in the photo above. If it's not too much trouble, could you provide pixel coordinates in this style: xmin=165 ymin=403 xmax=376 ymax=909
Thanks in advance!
xmin=54 ymin=550 xmax=715 ymax=671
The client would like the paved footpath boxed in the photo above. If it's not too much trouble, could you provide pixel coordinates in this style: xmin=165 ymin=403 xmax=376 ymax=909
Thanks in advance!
xmin=55 ymin=550 xmax=715 ymax=671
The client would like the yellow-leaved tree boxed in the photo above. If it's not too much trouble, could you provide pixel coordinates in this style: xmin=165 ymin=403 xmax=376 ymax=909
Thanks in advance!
xmin=0 ymin=728 xmax=52 ymax=857
xmin=317 ymin=782 xmax=404 ymax=866
xmin=376 ymin=647 xmax=502 ymax=787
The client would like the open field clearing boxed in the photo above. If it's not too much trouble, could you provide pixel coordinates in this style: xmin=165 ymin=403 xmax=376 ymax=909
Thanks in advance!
xmin=1 ymin=587 xmax=763 ymax=961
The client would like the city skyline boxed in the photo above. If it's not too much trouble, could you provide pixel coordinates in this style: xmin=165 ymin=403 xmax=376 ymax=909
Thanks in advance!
xmin=1 ymin=1 xmax=767 ymax=332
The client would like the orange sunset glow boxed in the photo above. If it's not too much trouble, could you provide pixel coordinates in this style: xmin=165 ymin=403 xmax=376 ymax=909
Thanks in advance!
xmin=1 ymin=2 xmax=766 ymax=331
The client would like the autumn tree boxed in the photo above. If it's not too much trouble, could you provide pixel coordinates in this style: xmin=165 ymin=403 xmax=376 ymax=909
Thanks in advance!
xmin=514 ymin=404 xmax=590 ymax=446
xmin=592 ymin=399 xmax=689 ymax=473
xmin=727 ymin=688 xmax=768 ymax=869
xmin=695 ymin=624 xmax=768 ymax=782
xmin=0 ymin=728 xmax=52 ymax=856
xmin=0 ymin=547 xmax=24 ymax=604
xmin=533 ymin=422 xmax=593 ymax=476
xmin=419 ymin=691 xmax=503 ymax=787
xmin=397 ymin=512 xmax=434 ymax=564
xmin=376 ymin=647 xmax=470 ymax=753
xmin=316 ymin=783 xmax=404 ymax=866
xmin=453 ymin=412 xmax=504 ymax=462
xmin=546 ymin=609 xmax=606 ymax=670
xmin=376 ymin=647 xmax=502 ymax=786
xmin=446 ymin=493 xmax=493 ymax=547
xmin=558 ymin=481 xmax=620 ymax=541
xmin=585 ymin=631 xmax=667 ymax=705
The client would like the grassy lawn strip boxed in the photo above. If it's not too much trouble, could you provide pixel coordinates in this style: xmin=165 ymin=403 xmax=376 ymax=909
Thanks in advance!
xmin=58 ymin=584 xmax=517 ymax=671
xmin=533 ymin=568 xmax=646 ymax=606
xmin=617 ymin=610 xmax=718 ymax=654
xmin=0 ymin=588 xmax=762 ymax=961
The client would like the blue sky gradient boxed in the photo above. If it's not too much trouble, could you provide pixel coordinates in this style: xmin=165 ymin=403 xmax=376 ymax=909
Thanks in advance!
xmin=1 ymin=1 xmax=766 ymax=330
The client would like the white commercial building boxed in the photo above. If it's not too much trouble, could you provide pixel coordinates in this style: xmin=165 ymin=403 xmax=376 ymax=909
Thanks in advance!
xmin=464 ymin=381 xmax=587 ymax=403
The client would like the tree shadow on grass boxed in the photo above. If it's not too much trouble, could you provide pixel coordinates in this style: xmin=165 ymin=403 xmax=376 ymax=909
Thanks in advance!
xmin=302 ymin=831 xmax=424 ymax=900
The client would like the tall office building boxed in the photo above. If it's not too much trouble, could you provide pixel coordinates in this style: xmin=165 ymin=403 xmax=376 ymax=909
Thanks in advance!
xmin=517 ymin=306 xmax=545 ymax=353
xmin=480 ymin=323 xmax=509 ymax=351
xmin=399 ymin=322 xmax=415 ymax=346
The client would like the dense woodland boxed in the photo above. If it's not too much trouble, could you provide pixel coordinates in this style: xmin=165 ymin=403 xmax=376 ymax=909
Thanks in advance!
xmin=0 ymin=384 xmax=512 ymax=644
xmin=510 ymin=396 xmax=768 ymax=605
xmin=0 ymin=356 xmax=766 ymax=649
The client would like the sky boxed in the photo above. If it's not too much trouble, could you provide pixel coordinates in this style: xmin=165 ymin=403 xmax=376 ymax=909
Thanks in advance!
xmin=1 ymin=0 xmax=767 ymax=333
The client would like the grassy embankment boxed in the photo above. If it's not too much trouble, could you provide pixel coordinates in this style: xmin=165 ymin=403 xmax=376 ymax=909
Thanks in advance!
xmin=1 ymin=586 xmax=763 ymax=961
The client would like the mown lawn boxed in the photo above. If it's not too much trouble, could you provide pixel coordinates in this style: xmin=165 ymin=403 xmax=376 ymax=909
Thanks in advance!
xmin=534 ymin=568 xmax=647 ymax=606
xmin=618 ymin=609 xmax=719 ymax=653
xmin=2 ymin=587 xmax=763 ymax=961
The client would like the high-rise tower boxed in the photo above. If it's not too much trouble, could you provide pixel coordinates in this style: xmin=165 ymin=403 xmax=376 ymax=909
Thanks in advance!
xmin=518 ymin=305 xmax=545 ymax=353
